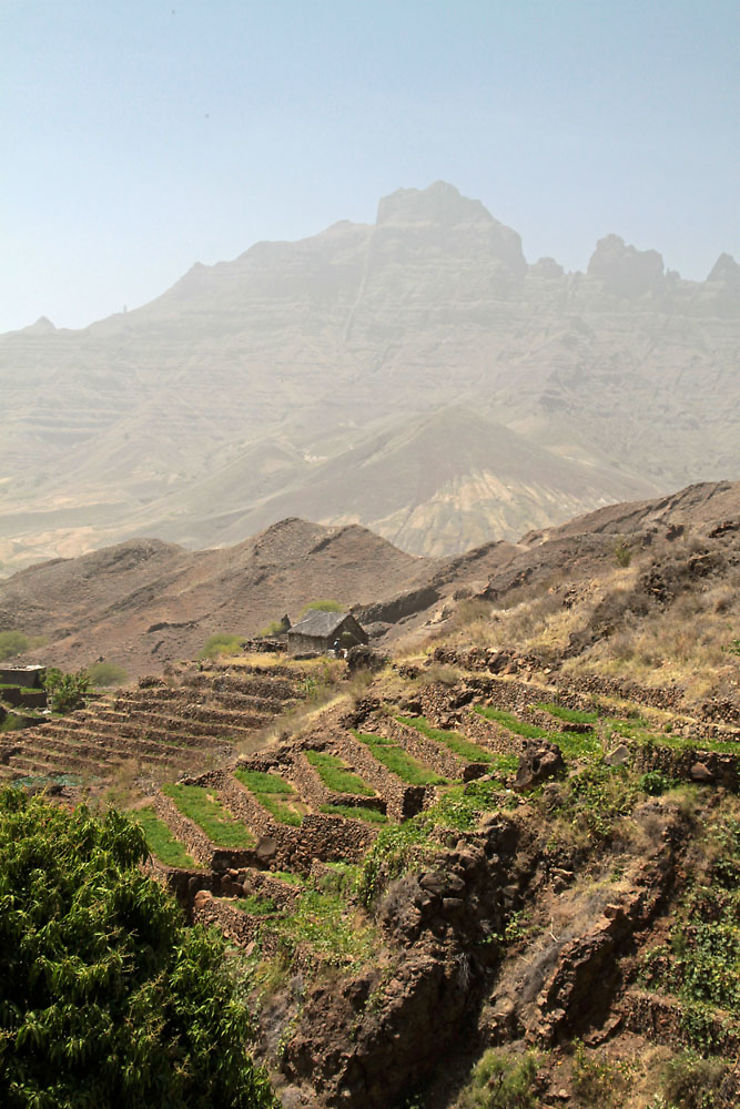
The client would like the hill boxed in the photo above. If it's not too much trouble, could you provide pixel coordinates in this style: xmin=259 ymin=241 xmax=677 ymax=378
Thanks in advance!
xmin=0 ymin=479 xmax=737 ymax=692
xmin=1 ymin=182 xmax=738 ymax=571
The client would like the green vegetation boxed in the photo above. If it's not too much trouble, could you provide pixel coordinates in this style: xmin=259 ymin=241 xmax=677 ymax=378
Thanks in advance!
xmin=551 ymin=761 xmax=638 ymax=844
xmin=43 ymin=667 xmax=90 ymax=714
xmin=270 ymin=870 xmax=305 ymax=887
xmin=0 ymin=712 xmax=26 ymax=733
xmin=397 ymin=715 xmax=496 ymax=764
xmin=269 ymin=885 xmax=376 ymax=967
xmin=0 ymin=631 xmax=30 ymax=660
xmin=233 ymin=894 xmax=278 ymax=916
xmin=475 ymin=705 xmax=601 ymax=760
xmin=0 ymin=789 xmax=276 ymax=1108
xmin=536 ymin=701 xmax=599 ymax=725
xmin=320 ymin=802 xmax=388 ymax=824
xmin=357 ymin=779 xmax=506 ymax=906
xmin=614 ymin=538 xmax=632 ymax=568
xmin=132 ymin=805 xmax=195 ymax=868
xmin=299 ymin=599 xmax=344 ymax=615
xmin=306 ymin=750 xmax=376 ymax=796
xmin=455 ymin=1047 xmax=540 ymax=1108
xmin=87 ymin=661 xmax=128 ymax=688
xmin=353 ymin=729 xmax=448 ymax=785
xmin=234 ymin=769 xmax=294 ymax=794
xmin=199 ymin=632 xmax=244 ymax=660
xmin=660 ymin=1050 xmax=734 ymax=1108
xmin=257 ymin=618 xmax=289 ymax=638
xmin=640 ymin=816 xmax=740 ymax=1053
xmin=234 ymin=768 xmax=303 ymax=827
xmin=162 ymin=784 xmax=255 ymax=848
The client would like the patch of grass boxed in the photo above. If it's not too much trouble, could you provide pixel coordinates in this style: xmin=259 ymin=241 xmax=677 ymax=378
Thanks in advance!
xmin=267 ymin=884 xmax=378 ymax=968
xmin=306 ymin=750 xmax=376 ymax=796
xmin=536 ymin=701 xmax=599 ymax=725
xmin=397 ymin=715 xmax=495 ymax=764
xmin=234 ymin=769 xmax=294 ymax=794
xmin=319 ymin=803 xmax=388 ymax=824
xmin=475 ymin=705 xmax=601 ymax=761
xmin=133 ymin=806 xmax=196 ymax=868
xmin=232 ymin=894 xmax=278 ymax=916
xmin=162 ymin=784 xmax=255 ymax=848
xmin=270 ymin=870 xmax=305 ymax=887
xmin=233 ymin=770 xmax=301 ymax=823
xmin=253 ymin=792 xmax=303 ymax=827
xmin=353 ymin=729 xmax=447 ymax=785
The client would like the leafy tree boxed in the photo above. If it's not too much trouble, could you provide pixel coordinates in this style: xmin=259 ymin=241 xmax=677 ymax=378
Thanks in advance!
xmin=42 ymin=668 xmax=90 ymax=713
xmin=0 ymin=790 xmax=277 ymax=1108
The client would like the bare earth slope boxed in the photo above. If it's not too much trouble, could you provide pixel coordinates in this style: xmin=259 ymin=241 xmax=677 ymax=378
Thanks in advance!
xmin=1 ymin=479 xmax=737 ymax=683
xmin=1 ymin=182 xmax=738 ymax=570
xmin=0 ymin=519 xmax=433 ymax=676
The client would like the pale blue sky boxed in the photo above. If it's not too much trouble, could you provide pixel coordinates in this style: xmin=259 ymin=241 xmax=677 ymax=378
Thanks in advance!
xmin=3 ymin=0 xmax=739 ymax=332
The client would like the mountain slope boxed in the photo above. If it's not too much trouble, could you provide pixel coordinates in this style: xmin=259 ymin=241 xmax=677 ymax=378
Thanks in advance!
xmin=1 ymin=181 xmax=738 ymax=570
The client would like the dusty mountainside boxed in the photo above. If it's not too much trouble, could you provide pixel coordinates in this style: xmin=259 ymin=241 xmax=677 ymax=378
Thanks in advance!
xmin=1 ymin=181 xmax=738 ymax=570
xmin=1 ymin=482 xmax=738 ymax=1108
xmin=0 ymin=479 xmax=737 ymax=691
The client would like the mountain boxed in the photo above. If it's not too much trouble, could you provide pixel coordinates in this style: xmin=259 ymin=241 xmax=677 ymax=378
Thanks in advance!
xmin=1 ymin=181 xmax=738 ymax=571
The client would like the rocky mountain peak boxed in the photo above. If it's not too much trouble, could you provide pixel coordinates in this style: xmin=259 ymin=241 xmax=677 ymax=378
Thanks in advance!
xmin=707 ymin=251 xmax=740 ymax=285
xmin=376 ymin=180 xmax=495 ymax=227
xmin=587 ymin=233 xmax=665 ymax=298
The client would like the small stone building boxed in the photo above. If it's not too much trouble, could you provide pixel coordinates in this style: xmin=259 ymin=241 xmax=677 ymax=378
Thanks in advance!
xmin=0 ymin=664 xmax=46 ymax=689
xmin=286 ymin=612 xmax=368 ymax=656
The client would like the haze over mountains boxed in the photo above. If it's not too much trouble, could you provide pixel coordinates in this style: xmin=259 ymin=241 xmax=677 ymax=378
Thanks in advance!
xmin=1 ymin=181 xmax=738 ymax=572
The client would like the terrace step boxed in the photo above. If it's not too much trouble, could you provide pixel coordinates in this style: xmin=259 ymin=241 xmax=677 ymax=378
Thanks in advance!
xmin=36 ymin=722 xmax=195 ymax=761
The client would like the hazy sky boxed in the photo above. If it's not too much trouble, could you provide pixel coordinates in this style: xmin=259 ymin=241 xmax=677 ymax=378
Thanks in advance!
xmin=3 ymin=0 xmax=739 ymax=332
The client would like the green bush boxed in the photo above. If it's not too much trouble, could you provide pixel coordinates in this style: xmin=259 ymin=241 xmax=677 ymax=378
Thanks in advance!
xmin=299 ymin=599 xmax=344 ymax=615
xmin=614 ymin=539 xmax=632 ymax=568
xmin=0 ymin=631 xmax=30 ymax=660
xmin=87 ymin=661 xmax=128 ymax=688
xmin=661 ymin=1051 xmax=732 ymax=1108
xmin=457 ymin=1048 xmax=540 ymax=1108
xmin=640 ymin=769 xmax=671 ymax=796
xmin=0 ymin=789 xmax=277 ymax=1108
xmin=199 ymin=633 xmax=244 ymax=660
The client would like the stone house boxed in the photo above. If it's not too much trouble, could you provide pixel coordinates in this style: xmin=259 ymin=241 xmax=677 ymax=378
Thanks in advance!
xmin=286 ymin=612 xmax=368 ymax=656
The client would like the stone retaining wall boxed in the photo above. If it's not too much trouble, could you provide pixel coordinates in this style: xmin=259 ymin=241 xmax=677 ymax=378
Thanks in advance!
xmin=622 ymin=989 xmax=740 ymax=1055
xmin=380 ymin=717 xmax=462 ymax=781
xmin=634 ymin=744 xmax=739 ymax=790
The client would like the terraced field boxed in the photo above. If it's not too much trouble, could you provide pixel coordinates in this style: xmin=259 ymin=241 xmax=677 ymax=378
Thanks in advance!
xmin=0 ymin=661 xmax=305 ymax=788
xmin=132 ymin=663 xmax=739 ymax=1012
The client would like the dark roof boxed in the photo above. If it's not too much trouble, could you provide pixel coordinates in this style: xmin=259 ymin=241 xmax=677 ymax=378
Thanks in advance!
xmin=287 ymin=611 xmax=356 ymax=639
